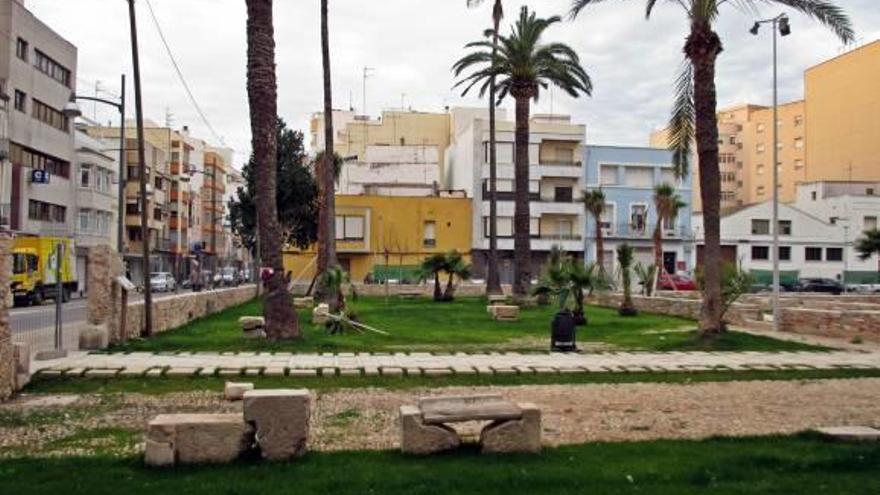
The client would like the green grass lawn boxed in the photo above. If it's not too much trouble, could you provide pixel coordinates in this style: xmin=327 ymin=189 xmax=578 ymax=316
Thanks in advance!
xmin=109 ymin=296 xmax=822 ymax=354
xmin=1 ymin=434 xmax=877 ymax=494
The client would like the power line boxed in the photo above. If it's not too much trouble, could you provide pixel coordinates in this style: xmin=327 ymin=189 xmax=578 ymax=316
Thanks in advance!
xmin=143 ymin=0 xmax=224 ymax=146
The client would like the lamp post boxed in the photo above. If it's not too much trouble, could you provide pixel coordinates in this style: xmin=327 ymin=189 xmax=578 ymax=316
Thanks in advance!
xmin=64 ymin=74 xmax=127 ymax=254
xmin=750 ymin=13 xmax=790 ymax=332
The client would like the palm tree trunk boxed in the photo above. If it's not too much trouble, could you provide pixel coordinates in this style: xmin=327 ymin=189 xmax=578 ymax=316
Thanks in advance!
xmin=433 ymin=272 xmax=442 ymax=301
xmin=652 ymin=221 xmax=663 ymax=294
xmin=486 ymin=19 xmax=502 ymax=296
xmin=245 ymin=0 xmax=299 ymax=340
xmin=444 ymin=272 xmax=455 ymax=300
xmin=595 ymin=214 xmax=605 ymax=278
xmin=512 ymin=95 xmax=532 ymax=296
xmin=686 ymin=24 xmax=724 ymax=335
xmin=318 ymin=0 xmax=339 ymax=310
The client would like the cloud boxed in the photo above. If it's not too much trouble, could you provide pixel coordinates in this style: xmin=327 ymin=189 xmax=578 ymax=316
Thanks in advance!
xmin=28 ymin=0 xmax=879 ymax=166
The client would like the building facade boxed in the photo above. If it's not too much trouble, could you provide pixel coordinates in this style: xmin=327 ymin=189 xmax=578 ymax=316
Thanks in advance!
xmin=283 ymin=195 xmax=472 ymax=284
xmin=445 ymin=108 xmax=586 ymax=283
xmin=1 ymin=0 xmax=77 ymax=236
xmin=201 ymin=147 xmax=228 ymax=270
xmin=584 ymin=145 xmax=693 ymax=276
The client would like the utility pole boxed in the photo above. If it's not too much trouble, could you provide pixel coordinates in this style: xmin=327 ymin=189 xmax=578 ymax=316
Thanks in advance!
xmin=211 ymin=162 xmax=218 ymax=287
xmin=128 ymin=0 xmax=152 ymax=336
xmin=117 ymin=74 xmax=126 ymax=254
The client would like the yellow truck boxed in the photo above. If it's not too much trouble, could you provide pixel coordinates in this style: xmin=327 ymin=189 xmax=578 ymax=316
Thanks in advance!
xmin=11 ymin=236 xmax=78 ymax=307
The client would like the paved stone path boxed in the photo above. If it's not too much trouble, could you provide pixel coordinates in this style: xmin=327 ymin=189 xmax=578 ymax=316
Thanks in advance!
xmin=31 ymin=350 xmax=880 ymax=379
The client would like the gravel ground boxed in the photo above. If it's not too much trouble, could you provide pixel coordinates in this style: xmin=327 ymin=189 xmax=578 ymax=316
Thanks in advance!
xmin=2 ymin=378 xmax=880 ymax=456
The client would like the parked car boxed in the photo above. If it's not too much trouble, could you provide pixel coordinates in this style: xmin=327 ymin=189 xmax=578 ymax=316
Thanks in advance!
xmin=658 ymin=274 xmax=697 ymax=291
xmin=221 ymin=266 xmax=239 ymax=286
xmin=150 ymin=272 xmax=176 ymax=293
xmin=794 ymin=278 xmax=843 ymax=295
xmin=846 ymin=283 xmax=880 ymax=294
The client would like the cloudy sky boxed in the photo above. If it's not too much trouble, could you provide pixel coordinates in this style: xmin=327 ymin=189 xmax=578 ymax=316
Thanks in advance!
xmin=29 ymin=0 xmax=880 ymax=169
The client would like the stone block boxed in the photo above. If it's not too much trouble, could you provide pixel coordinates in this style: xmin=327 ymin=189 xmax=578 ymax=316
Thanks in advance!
xmin=243 ymin=329 xmax=267 ymax=339
xmin=243 ymin=389 xmax=311 ymax=461
xmin=79 ymin=324 xmax=109 ymax=351
xmin=480 ymin=403 xmax=542 ymax=454
xmin=312 ymin=304 xmax=330 ymax=325
xmin=224 ymin=382 xmax=254 ymax=401
xmin=293 ymin=297 xmax=314 ymax=309
xmin=145 ymin=438 xmax=175 ymax=468
xmin=146 ymin=414 xmax=255 ymax=466
xmin=239 ymin=316 xmax=265 ymax=331
xmin=400 ymin=405 xmax=460 ymax=455
xmin=488 ymin=294 xmax=507 ymax=305
xmin=491 ymin=305 xmax=520 ymax=321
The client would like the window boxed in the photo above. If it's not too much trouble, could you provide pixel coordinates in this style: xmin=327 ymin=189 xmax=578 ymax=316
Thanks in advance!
xmin=32 ymin=99 xmax=69 ymax=133
xmin=600 ymin=204 xmax=615 ymax=234
xmin=756 ymin=143 xmax=765 ymax=154
xmin=757 ymin=123 xmax=766 ymax=133
xmin=630 ymin=205 xmax=647 ymax=233
xmin=79 ymin=164 xmax=91 ymax=188
xmin=154 ymin=176 xmax=163 ymax=191
xmin=14 ymin=90 xmax=26 ymax=112
xmin=811 ymin=191 xmax=817 ymax=201
xmin=864 ymin=216 xmax=878 ymax=232
xmin=794 ymin=115 xmax=804 ymax=127
xmin=34 ymin=49 xmax=71 ymax=87
xmin=127 ymin=227 xmax=142 ymax=242
xmin=826 ymin=248 xmax=843 ymax=262
xmin=721 ymin=191 xmax=736 ymax=201
xmin=79 ymin=209 xmax=91 ymax=232
xmin=483 ymin=217 xmax=513 ymax=238
xmin=779 ymin=220 xmax=792 ymax=236
xmin=625 ymin=167 xmax=654 ymax=187
xmin=867 ymin=188 xmax=875 ymax=197
xmin=10 ymin=143 xmax=70 ymax=178
xmin=751 ymin=219 xmax=770 ymax=235
xmin=757 ymin=186 xmax=766 ymax=196
xmin=721 ymin=172 xmax=736 ymax=182
xmin=720 ymin=153 xmax=735 ymax=164
xmin=779 ymin=246 xmax=791 ymax=261
xmin=794 ymin=137 xmax=804 ymax=149
xmin=795 ymin=159 xmax=804 ymax=170
xmin=423 ymin=221 xmax=436 ymax=248
xmin=751 ymin=246 xmax=769 ymax=260
xmin=600 ymin=165 xmax=618 ymax=185
xmin=126 ymin=202 xmax=140 ymax=215
xmin=805 ymin=247 xmax=823 ymax=261
xmin=554 ymin=186 xmax=573 ymax=203
xmin=28 ymin=200 xmax=65 ymax=223
xmin=335 ymin=215 xmax=365 ymax=241
xmin=16 ymin=38 xmax=28 ymax=61
xmin=153 ymin=208 xmax=163 ymax=221
xmin=729 ymin=136 xmax=736 ymax=145
xmin=757 ymin=164 xmax=765 ymax=175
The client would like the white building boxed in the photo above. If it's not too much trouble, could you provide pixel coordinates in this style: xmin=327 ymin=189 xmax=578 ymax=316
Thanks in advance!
xmin=73 ymin=128 xmax=117 ymax=292
xmin=338 ymin=144 xmax=440 ymax=196
xmin=1 ymin=0 xmax=78 ymax=236
xmin=693 ymin=198 xmax=877 ymax=284
xmin=445 ymin=108 xmax=586 ymax=282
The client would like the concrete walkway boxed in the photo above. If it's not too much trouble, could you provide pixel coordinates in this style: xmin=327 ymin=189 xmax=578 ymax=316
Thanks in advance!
xmin=31 ymin=350 xmax=880 ymax=379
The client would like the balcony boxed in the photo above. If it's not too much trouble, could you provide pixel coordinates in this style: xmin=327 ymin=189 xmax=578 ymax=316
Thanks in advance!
xmin=600 ymin=222 xmax=692 ymax=240
xmin=169 ymin=216 xmax=188 ymax=230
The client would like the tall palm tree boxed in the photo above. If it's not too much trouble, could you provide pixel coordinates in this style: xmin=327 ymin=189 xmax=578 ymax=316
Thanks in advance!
xmin=652 ymin=182 xmax=686 ymax=291
xmin=245 ymin=0 xmax=300 ymax=340
xmin=454 ymin=6 xmax=593 ymax=296
xmin=583 ymin=189 xmax=607 ymax=278
xmin=466 ymin=0 xmax=504 ymax=296
xmin=856 ymin=229 xmax=880 ymax=274
xmin=570 ymin=0 xmax=853 ymax=335
xmin=317 ymin=0 xmax=340 ymax=311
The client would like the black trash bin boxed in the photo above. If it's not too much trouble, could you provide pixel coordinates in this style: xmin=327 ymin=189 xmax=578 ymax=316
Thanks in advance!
xmin=551 ymin=310 xmax=577 ymax=352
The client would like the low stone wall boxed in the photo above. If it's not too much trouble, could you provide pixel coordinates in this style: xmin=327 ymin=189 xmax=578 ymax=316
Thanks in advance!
xmin=591 ymin=293 xmax=760 ymax=327
xmin=741 ymin=294 xmax=880 ymax=312
xmin=779 ymin=308 xmax=880 ymax=343
xmin=0 ymin=233 xmax=14 ymax=402
xmin=122 ymin=285 xmax=258 ymax=340
xmin=291 ymin=283 xmax=500 ymax=299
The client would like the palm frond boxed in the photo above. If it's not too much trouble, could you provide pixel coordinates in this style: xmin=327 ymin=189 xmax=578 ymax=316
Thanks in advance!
xmin=768 ymin=0 xmax=854 ymax=43
xmin=668 ymin=59 xmax=694 ymax=180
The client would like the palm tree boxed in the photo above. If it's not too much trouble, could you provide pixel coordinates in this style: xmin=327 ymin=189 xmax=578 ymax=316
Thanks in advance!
xmin=245 ymin=0 xmax=300 ymax=340
xmin=652 ymin=183 xmax=686 ymax=292
xmin=317 ymin=0 xmax=340 ymax=310
xmin=419 ymin=253 xmax=449 ymax=302
xmin=583 ymin=189 xmax=607 ymax=279
xmin=466 ymin=0 xmax=504 ymax=297
xmin=454 ymin=6 xmax=593 ymax=297
xmin=616 ymin=243 xmax=637 ymax=317
xmin=567 ymin=260 xmax=597 ymax=326
xmin=443 ymin=250 xmax=473 ymax=300
xmin=856 ymin=229 xmax=880 ymax=274
xmin=570 ymin=0 xmax=853 ymax=335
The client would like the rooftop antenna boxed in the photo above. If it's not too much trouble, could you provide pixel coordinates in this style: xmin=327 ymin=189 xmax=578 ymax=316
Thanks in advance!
xmin=362 ymin=66 xmax=375 ymax=147
xmin=164 ymin=107 xmax=174 ymax=128
xmin=93 ymin=80 xmax=102 ymax=121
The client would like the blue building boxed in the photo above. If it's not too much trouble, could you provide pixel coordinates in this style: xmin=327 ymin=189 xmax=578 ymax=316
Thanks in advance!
xmin=583 ymin=145 xmax=693 ymax=276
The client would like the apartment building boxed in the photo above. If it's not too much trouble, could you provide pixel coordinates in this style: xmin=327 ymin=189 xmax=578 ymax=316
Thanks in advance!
xmin=445 ymin=108 xmax=586 ymax=282
xmin=284 ymin=195 xmax=472 ymax=284
xmin=310 ymin=109 xmax=451 ymax=196
xmin=201 ymin=147 xmax=229 ymax=269
xmin=584 ymin=145 xmax=693 ymax=276
xmin=73 ymin=129 xmax=117 ymax=291
xmin=120 ymin=137 xmax=168 ymax=284
xmin=0 ymin=0 xmax=77 ymax=235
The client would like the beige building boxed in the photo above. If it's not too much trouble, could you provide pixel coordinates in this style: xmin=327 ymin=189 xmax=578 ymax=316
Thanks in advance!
xmin=0 ymin=0 xmax=77 ymax=235
xmin=652 ymin=39 xmax=880 ymax=212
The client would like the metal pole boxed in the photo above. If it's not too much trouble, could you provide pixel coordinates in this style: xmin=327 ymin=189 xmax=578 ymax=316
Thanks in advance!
xmin=212 ymin=164 xmax=217 ymax=288
xmin=128 ymin=0 xmax=152 ymax=336
xmin=117 ymin=74 xmax=126 ymax=254
xmin=54 ymin=242 xmax=63 ymax=351
xmin=771 ymin=18 xmax=780 ymax=332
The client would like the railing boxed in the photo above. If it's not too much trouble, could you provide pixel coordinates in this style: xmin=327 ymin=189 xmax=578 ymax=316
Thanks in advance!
xmin=539 ymin=160 xmax=582 ymax=167
xmin=539 ymin=234 xmax=583 ymax=241
xmin=599 ymin=223 xmax=692 ymax=240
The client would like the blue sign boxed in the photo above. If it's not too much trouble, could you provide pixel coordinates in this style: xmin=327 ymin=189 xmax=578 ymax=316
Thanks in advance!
xmin=31 ymin=169 xmax=50 ymax=184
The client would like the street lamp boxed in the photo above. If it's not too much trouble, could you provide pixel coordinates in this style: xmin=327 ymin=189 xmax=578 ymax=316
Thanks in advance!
xmin=751 ymin=13 xmax=791 ymax=332
xmin=64 ymin=75 xmax=127 ymax=255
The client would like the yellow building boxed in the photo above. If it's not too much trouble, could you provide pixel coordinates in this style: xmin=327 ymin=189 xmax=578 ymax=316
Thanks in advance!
xmin=284 ymin=195 xmax=472 ymax=283
xmin=805 ymin=40 xmax=880 ymax=183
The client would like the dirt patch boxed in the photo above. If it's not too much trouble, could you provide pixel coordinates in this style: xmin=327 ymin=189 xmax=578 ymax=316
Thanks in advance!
xmin=3 ymin=379 xmax=880 ymax=456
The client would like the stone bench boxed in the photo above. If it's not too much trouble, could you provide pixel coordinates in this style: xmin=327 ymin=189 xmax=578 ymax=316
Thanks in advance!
xmin=489 ymin=305 xmax=520 ymax=321
xmin=243 ymin=389 xmax=311 ymax=461
xmin=487 ymin=294 xmax=508 ymax=305
xmin=400 ymin=394 xmax=541 ymax=455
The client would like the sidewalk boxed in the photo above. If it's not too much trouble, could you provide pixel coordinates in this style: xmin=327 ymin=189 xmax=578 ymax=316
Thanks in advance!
xmin=31 ymin=350 xmax=880 ymax=379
